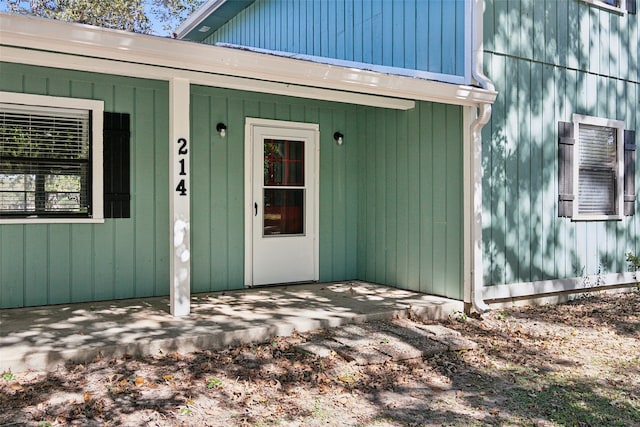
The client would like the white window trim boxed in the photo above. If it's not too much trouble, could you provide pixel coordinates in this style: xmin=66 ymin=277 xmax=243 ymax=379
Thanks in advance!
xmin=572 ymin=113 xmax=625 ymax=221
xmin=580 ymin=0 xmax=627 ymax=15
xmin=0 ymin=91 xmax=104 ymax=224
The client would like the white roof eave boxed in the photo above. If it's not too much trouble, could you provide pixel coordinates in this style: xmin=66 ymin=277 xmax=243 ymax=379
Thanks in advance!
xmin=0 ymin=14 xmax=497 ymax=109
xmin=175 ymin=0 xmax=226 ymax=38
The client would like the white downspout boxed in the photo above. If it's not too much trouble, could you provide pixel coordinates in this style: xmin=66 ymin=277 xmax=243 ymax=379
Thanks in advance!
xmin=469 ymin=0 xmax=494 ymax=314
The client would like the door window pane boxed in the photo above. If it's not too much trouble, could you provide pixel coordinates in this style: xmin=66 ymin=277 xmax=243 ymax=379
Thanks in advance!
xmin=264 ymin=139 xmax=304 ymax=186
xmin=263 ymin=188 xmax=304 ymax=236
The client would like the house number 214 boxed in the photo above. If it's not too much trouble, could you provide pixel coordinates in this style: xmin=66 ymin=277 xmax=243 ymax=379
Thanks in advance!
xmin=175 ymin=138 xmax=188 ymax=196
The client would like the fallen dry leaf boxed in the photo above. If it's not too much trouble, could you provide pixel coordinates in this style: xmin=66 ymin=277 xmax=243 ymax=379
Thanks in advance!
xmin=338 ymin=375 xmax=355 ymax=384
xmin=134 ymin=376 xmax=145 ymax=386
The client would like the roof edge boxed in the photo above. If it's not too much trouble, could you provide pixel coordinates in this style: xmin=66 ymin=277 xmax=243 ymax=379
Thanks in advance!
xmin=0 ymin=13 xmax=497 ymax=108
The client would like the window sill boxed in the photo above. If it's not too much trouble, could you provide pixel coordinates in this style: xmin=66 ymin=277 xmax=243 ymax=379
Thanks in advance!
xmin=571 ymin=214 xmax=623 ymax=221
xmin=0 ymin=217 xmax=105 ymax=225
xmin=579 ymin=0 xmax=626 ymax=15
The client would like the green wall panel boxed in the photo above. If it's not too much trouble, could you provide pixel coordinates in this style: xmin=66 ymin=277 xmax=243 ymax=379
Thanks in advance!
xmin=189 ymin=87 xmax=465 ymax=300
xmin=483 ymin=0 xmax=640 ymax=287
xmin=0 ymin=62 xmax=170 ymax=308
xmin=189 ymin=87 xmax=367 ymax=291
xmin=356 ymin=102 xmax=464 ymax=300
xmin=1 ymin=62 xmax=465 ymax=307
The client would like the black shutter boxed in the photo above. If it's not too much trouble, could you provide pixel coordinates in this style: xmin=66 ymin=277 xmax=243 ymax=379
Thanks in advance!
xmin=627 ymin=0 xmax=637 ymax=14
xmin=624 ymin=130 xmax=636 ymax=216
xmin=558 ymin=121 xmax=575 ymax=217
xmin=103 ymin=112 xmax=131 ymax=218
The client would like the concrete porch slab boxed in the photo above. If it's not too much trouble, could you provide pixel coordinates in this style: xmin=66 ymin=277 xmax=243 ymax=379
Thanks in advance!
xmin=0 ymin=281 xmax=463 ymax=373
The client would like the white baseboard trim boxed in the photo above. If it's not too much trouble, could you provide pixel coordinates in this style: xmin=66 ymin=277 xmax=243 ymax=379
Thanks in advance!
xmin=482 ymin=272 xmax=639 ymax=302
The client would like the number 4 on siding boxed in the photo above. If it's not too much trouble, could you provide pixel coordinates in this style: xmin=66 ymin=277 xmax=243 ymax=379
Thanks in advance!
xmin=176 ymin=179 xmax=187 ymax=196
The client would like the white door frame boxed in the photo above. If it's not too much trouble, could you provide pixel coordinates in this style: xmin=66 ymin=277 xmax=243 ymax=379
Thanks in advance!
xmin=244 ymin=118 xmax=320 ymax=287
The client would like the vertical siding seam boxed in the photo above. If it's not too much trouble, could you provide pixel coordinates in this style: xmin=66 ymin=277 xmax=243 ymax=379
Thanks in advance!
xmin=0 ymin=227 xmax=3 ymax=305
xmin=416 ymin=103 xmax=422 ymax=292
xmin=212 ymin=94 xmax=218 ymax=290
xmin=69 ymin=225 xmax=73 ymax=301
xmin=22 ymin=225 xmax=26 ymax=305
xmin=91 ymin=82 xmax=96 ymax=301
xmin=225 ymin=96 xmax=231 ymax=290
xmin=46 ymin=226 xmax=51 ymax=304
xmin=151 ymin=89 xmax=157 ymax=294
xmin=132 ymin=88 xmax=138 ymax=297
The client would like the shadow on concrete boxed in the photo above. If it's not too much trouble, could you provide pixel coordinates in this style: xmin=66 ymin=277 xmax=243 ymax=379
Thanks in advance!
xmin=0 ymin=281 xmax=462 ymax=373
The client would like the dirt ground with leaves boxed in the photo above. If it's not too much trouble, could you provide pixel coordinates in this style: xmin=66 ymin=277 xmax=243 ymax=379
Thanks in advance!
xmin=1 ymin=291 xmax=639 ymax=427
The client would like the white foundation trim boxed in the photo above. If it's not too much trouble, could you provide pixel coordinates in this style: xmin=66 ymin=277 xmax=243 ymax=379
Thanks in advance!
xmin=482 ymin=272 xmax=639 ymax=301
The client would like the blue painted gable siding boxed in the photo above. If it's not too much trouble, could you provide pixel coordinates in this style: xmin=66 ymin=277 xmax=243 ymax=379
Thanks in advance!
xmin=202 ymin=0 xmax=467 ymax=78
xmin=482 ymin=0 xmax=640 ymax=287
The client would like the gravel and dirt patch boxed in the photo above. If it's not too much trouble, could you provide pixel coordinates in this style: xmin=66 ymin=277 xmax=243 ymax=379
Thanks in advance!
xmin=1 ymin=290 xmax=639 ymax=426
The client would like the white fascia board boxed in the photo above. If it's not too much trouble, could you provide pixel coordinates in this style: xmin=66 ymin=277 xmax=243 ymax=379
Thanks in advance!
xmin=0 ymin=46 xmax=413 ymax=110
xmin=0 ymin=14 xmax=497 ymax=108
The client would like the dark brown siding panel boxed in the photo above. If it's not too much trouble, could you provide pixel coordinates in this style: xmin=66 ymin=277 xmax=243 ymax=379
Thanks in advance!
xmin=103 ymin=112 xmax=131 ymax=219
xmin=558 ymin=121 xmax=575 ymax=217
xmin=624 ymin=130 xmax=636 ymax=216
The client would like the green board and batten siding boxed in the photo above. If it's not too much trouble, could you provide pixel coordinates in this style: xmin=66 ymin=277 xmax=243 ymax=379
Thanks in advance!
xmin=0 ymin=63 xmax=170 ymax=308
xmin=0 ymin=62 xmax=465 ymax=308
xmin=189 ymin=86 xmax=464 ymax=299
xmin=482 ymin=0 xmax=640 ymax=286
xmin=203 ymin=0 xmax=467 ymax=77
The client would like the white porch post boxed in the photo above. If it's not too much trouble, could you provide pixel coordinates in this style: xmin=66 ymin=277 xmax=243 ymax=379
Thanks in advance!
xmin=169 ymin=77 xmax=191 ymax=316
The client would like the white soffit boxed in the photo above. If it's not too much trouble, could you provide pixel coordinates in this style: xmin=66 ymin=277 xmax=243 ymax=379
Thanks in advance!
xmin=176 ymin=0 xmax=256 ymax=41
xmin=0 ymin=14 xmax=497 ymax=108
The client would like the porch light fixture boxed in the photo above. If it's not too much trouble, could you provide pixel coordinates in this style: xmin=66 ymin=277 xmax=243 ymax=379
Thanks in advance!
xmin=333 ymin=131 xmax=344 ymax=145
xmin=216 ymin=122 xmax=227 ymax=138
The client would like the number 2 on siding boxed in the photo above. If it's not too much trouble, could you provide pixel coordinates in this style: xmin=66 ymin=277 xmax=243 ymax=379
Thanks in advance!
xmin=177 ymin=138 xmax=188 ymax=155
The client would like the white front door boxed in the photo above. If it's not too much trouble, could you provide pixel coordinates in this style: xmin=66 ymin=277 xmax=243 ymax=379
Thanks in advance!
xmin=245 ymin=118 xmax=319 ymax=287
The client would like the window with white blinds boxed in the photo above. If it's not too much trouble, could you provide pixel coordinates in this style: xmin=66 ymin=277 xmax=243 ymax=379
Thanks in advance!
xmin=572 ymin=114 xmax=625 ymax=219
xmin=0 ymin=103 xmax=91 ymax=216
xmin=578 ymin=124 xmax=617 ymax=214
